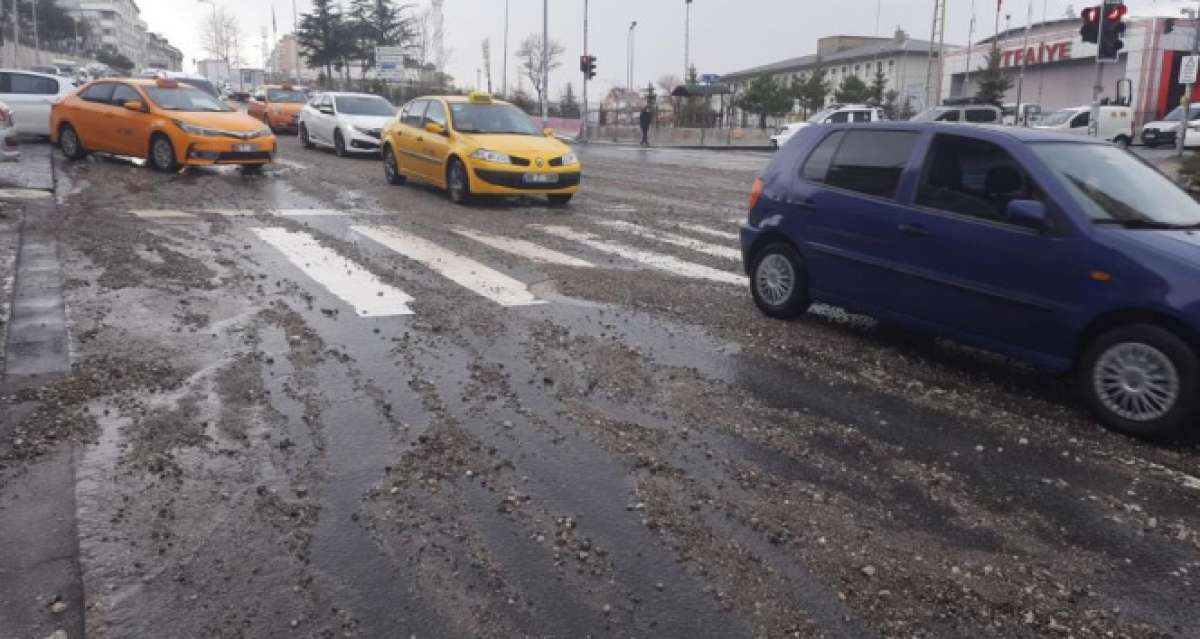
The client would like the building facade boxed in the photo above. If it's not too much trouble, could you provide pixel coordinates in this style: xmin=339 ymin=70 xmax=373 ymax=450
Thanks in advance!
xmin=146 ymin=33 xmax=183 ymax=71
xmin=722 ymin=30 xmax=959 ymax=117
xmin=268 ymin=34 xmax=316 ymax=82
xmin=58 ymin=0 xmax=179 ymax=70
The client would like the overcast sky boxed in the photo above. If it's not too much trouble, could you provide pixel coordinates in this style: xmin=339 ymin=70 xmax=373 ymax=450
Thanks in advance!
xmin=145 ymin=0 xmax=1193 ymax=99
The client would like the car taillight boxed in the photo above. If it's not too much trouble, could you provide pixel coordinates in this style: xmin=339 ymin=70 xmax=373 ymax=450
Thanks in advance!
xmin=748 ymin=177 xmax=764 ymax=213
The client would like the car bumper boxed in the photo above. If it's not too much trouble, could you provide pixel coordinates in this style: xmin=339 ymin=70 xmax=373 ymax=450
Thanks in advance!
xmin=267 ymin=113 xmax=300 ymax=131
xmin=739 ymin=222 xmax=762 ymax=275
xmin=470 ymin=167 xmax=581 ymax=195
xmin=1141 ymin=129 xmax=1200 ymax=147
xmin=345 ymin=130 xmax=382 ymax=153
xmin=181 ymin=136 xmax=277 ymax=165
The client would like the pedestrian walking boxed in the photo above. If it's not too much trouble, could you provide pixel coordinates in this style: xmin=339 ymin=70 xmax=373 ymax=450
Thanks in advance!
xmin=639 ymin=106 xmax=653 ymax=147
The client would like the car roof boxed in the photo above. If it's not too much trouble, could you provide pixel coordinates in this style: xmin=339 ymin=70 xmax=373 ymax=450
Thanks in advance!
xmin=825 ymin=121 xmax=1108 ymax=144
xmin=0 ymin=68 xmax=72 ymax=80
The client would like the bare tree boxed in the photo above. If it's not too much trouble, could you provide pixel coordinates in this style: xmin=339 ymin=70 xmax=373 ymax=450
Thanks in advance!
xmin=515 ymin=33 xmax=564 ymax=109
xmin=198 ymin=7 xmax=243 ymax=64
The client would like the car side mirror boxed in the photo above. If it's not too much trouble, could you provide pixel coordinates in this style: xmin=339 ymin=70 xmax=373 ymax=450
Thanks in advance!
xmin=1005 ymin=199 xmax=1047 ymax=230
xmin=543 ymin=127 xmax=555 ymax=137
xmin=319 ymin=106 xmax=334 ymax=115
xmin=425 ymin=121 xmax=447 ymax=135
xmin=123 ymin=100 xmax=144 ymax=112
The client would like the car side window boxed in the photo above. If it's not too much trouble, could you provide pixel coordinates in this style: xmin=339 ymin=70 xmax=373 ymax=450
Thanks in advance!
xmin=9 ymin=73 xmax=58 ymax=94
xmin=0 ymin=72 xmax=10 ymax=93
xmin=80 ymin=83 xmax=115 ymax=103
xmin=850 ymin=111 xmax=871 ymax=123
xmin=822 ymin=130 xmax=918 ymax=199
xmin=916 ymin=134 xmax=1043 ymax=223
xmin=936 ymin=110 xmax=960 ymax=122
xmin=402 ymin=100 xmax=428 ymax=127
xmin=800 ymin=130 xmax=845 ymax=183
xmin=826 ymin=111 xmax=849 ymax=123
xmin=110 ymin=84 xmax=140 ymax=106
xmin=424 ymin=100 xmax=447 ymax=128
xmin=965 ymin=108 xmax=997 ymax=123
xmin=1069 ymin=111 xmax=1089 ymax=128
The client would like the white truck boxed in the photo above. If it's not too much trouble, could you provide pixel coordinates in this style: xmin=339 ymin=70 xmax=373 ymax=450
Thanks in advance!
xmin=770 ymin=104 xmax=885 ymax=149
xmin=1035 ymin=105 xmax=1133 ymax=148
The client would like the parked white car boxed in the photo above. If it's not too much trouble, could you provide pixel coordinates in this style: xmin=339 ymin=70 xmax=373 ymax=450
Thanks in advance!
xmin=1035 ymin=105 xmax=1133 ymax=147
xmin=1140 ymin=104 xmax=1200 ymax=148
xmin=910 ymin=103 xmax=1002 ymax=125
xmin=298 ymin=92 xmax=397 ymax=156
xmin=0 ymin=101 xmax=19 ymax=162
xmin=0 ymin=69 xmax=74 ymax=136
xmin=770 ymin=104 xmax=884 ymax=148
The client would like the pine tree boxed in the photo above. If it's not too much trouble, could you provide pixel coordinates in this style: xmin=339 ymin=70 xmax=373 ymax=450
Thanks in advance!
xmin=796 ymin=67 xmax=830 ymax=117
xmin=834 ymin=75 xmax=871 ymax=103
xmin=297 ymin=0 xmax=346 ymax=85
xmin=868 ymin=65 xmax=888 ymax=105
xmin=736 ymin=75 xmax=791 ymax=130
xmin=974 ymin=47 xmax=1013 ymax=105
xmin=559 ymin=82 xmax=581 ymax=118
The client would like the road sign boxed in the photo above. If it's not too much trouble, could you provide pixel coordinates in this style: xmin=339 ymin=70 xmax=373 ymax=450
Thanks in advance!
xmin=1181 ymin=56 xmax=1200 ymax=85
xmin=377 ymin=46 xmax=407 ymax=81
xmin=700 ymin=73 xmax=721 ymax=84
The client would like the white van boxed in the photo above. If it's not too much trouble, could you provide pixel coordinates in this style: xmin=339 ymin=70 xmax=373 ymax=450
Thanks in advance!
xmin=1036 ymin=105 xmax=1133 ymax=147
xmin=0 ymin=69 xmax=75 ymax=136
xmin=770 ymin=104 xmax=884 ymax=148
xmin=1140 ymin=105 xmax=1200 ymax=148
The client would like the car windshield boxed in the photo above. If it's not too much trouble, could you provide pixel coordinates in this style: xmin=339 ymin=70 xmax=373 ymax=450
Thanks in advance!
xmin=178 ymin=78 xmax=218 ymax=97
xmin=335 ymin=96 xmax=395 ymax=116
xmin=448 ymin=102 xmax=541 ymax=135
xmin=268 ymin=89 xmax=307 ymax=103
xmin=1031 ymin=142 xmax=1200 ymax=227
xmin=143 ymin=86 xmax=233 ymax=112
xmin=1162 ymin=105 xmax=1200 ymax=122
xmin=807 ymin=107 xmax=838 ymax=123
xmin=1038 ymin=109 xmax=1078 ymax=127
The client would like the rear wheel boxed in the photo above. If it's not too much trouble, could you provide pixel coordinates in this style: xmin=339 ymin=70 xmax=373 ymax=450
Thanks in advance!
xmin=334 ymin=130 xmax=347 ymax=157
xmin=1079 ymin=324 xmax=1199 ymax=438
xmin=241 ymin=163 xmax=264 ymax=175
xmin=58 ymin=124 xmax=86 ymax=160
xmin=749 ymin=242 xmax=811 ymax=320
xmin=447 ymin=158 xmax=472 ymax=205
xmin=299 ymin=123 xmax=314 ymax=149
xmin=547 ymin=194 xmax=573 ymax=207
xmin=149 ymin=134 xmax=177 ymax=173
xmin=1114 ymin=135 xmax=1131 ymax=149
xmin=383 ymin=145 xmax=405 ymax=185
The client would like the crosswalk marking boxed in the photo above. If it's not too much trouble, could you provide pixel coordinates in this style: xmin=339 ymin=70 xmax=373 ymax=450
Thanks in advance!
xmin=451 ymin=227 xmax=595 ymax=268
xmin=351 ymin=225 xmax=545 ymax=307
xmin=273 ymin=208 xmax=350 ymax=217
xmin=531 ymin=225 xmax=745 ymax=286
xmin=210 ymin=209 xmax=258 ymax=217
xmin=131 ymin=209 xmax=196 ymax=219
xmin=593 ymin=219 xmax=741 ymax=261
xmin=673 ymin=222 xmax=739 ymax=241
xmin=251 ymin=227 xmax=414 ymax=317
xmin=131 ymin=208 xmax=351 ymax=220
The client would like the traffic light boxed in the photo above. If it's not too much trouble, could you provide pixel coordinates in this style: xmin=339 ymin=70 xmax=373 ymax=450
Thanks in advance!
xmin=1080 ymin=5 xmax=1100 ymax=44
xmin=580 ymin=55 xmax=589 ymax=73
xmin=1099 ymin=2 xmax=1127 ymax=61
xmin=586 ymin=56 xmax=597 ymax=80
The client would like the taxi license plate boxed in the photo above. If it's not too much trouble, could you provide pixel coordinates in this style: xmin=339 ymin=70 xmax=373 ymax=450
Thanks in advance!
xmin=233 ymin=144 xmax=258 ymax=152
xmin=524 ymin=173 xmax=558 ymax=184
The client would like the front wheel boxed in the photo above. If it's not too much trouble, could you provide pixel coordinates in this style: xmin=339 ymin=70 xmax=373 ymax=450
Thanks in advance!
xmin=749 ymin=242 xmax=811 ymax=320
xmin=447 ymin=159 xmax=472 ymax=205
xmin=299 ymin=123 xmax=314 ymax=149
xmin=334 ymin=130 xmax=347 ymax=157
xmin=1079 ymin=324 xmax=1199 ymax=439
xmin=58 ymin=124 xmax=87 ymax=160
xmin=547 ymin=194 xmax=573 ymax=207
xmin=1114 ymin=135 xmax=1131 ymax=149
xmin=383 ymin=146 xmax=406 ymax=185
xmin=149 ymin=134 xmax=178 ymax=173
xmin=241 ymin=163 xmax=265 ymax=175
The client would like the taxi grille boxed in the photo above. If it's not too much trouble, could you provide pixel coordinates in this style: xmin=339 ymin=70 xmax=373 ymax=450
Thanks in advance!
xmin=474 ymin=169 xmax=581 ymax=190
xmin=217 ymin=151 xmax=273 ymax=162
xmin=509 ymin=155 xmax=532 ymax=167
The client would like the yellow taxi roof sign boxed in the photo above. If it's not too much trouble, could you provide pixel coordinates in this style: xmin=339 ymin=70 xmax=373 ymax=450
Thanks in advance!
xmin=468 ymin=92 xmax=493 ymax=104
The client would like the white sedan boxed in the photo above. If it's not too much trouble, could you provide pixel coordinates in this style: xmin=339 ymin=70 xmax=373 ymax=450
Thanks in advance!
xmin=0 ymin=69 xmax=74 ymax=136
xmin=298 ymin=92 xmax=396 ymax=156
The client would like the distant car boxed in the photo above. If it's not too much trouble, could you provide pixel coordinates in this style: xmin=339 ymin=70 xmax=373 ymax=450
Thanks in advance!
xmin=741 ymin=122 xmax=1200 ymax=438
xmin=299 ymin=92 xmax=395 ymax=156
xmin=51 ymin=77 xmax=276 ymax=173
xmin=247 ymin=84 xmax=308 ymax=133
xmin=770 ymin=104 xmax=884 ymax=149
xmin=0 ymin=69 xmax=75 ymax=135
xmin=0 ymin=101 xmax=19 ymax=162
xmin=911 ymin=103 xmax=1002 ymax=125
xmin=1140 ymin=104 xmax=1200 ymax=148
xmin=381 ymin=92 xmax=580 ymax=206
xmin=1035 ymin=105 xmax=1133 ymax=147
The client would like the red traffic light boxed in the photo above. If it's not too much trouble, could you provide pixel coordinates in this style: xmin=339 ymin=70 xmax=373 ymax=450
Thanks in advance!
xmin=1081 ymin=6 xmax=1100 ymax=23
xmin=1104 ymin=3 xmax=1127 ymax=21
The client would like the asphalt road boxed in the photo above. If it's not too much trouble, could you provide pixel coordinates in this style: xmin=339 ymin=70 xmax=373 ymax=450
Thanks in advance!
xmin=0 ymin=137 xmax=1198 ymax=638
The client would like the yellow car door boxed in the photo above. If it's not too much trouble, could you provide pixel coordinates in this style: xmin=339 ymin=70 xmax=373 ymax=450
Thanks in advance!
xmin=394 ymin=99 xmax=429 ymax=180
xmin=108 ymin=83 xmax=153 ymax=157
xmin=420 ymin=99 xmax=451 ymax=187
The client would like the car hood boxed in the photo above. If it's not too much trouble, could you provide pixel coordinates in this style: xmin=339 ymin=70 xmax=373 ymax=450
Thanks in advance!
xmin=1143 ymin=120 xmax=1187 ymax=129
xmin=1117 ymin=229 xmax=1200 ymax=267
xmin=457 ymin=133 xmax=569 ymax=156
xmin=268 ymin=102 xmax=305 ymax=114
xmin=339 ymin=114 xmax=392 ymax=130
xmin=170 ymin=110 xmax=269 ymax=132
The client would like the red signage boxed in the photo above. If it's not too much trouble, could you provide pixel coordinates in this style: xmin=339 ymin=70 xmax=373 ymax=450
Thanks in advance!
xmin=999 ymin=40 xmax=1074 ymax=68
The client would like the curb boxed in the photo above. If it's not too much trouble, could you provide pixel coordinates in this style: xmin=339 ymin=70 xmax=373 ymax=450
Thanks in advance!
xmin=580 ymin=140 xmax=773 ymax=152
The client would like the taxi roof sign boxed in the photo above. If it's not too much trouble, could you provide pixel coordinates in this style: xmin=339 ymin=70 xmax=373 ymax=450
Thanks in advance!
xmin=155 ymin=78 xmax=179 ymax=89
xmin=468 ymin=92 xmax=493 ymax=104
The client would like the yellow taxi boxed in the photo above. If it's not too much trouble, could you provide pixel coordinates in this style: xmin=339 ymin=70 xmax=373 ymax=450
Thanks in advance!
xmin=50 ymin=78 xmax=276 ymax=173
xmin=247 ymin=84 xmax=308 ymax=133
xmin=380 ymin=93 xmax=581 ymax=206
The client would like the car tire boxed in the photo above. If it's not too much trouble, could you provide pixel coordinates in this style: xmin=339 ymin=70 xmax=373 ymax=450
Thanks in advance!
xmin=770 ymin=140 xmax=779 ymax=150
xmin=1079 ymin=324 xmax=1199 ymax=439
xmin=241 ymin=163 xmax=264 ymax=175
xmin=1114 ymin=135 xmax=1131 ymax=149
xmin=299 ymin=124 xmax=314 ymax=149
xmin=447 ymin=158 xmax=472 ymax=205
xmin=383 ymin=145 xmax=406 ymax=185
xmin=547 ymin=194 xmax=573 ymax=207
xmin=749 ymin=242 xmax=811 ymax=320
xmin=334 ymin=130 xmax=346 ymax=158
xmin=148 ymin=134 xmax=178 ymax=173
xmin=58 ymin=124 xmax=87 ymax=160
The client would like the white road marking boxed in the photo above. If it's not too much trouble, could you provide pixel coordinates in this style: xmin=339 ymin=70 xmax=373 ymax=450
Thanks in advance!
xmin=0 ymin=188 xmax=52 ymax=200
xmin=250 ymin=227 xmax=414 ymax=317
xmin=451 ymin=226 xmax=594 ymax=268
xmin=351 ymin=225 xmax=545 ymax=307
xmin=130 ymin=209 xmax=197 ymax=219
xmin=210 ymin=209 xmax=258 ymax=217
xmin=593 ymin=219 xmax=741 ymax=261
xmin=672 ymin=222 xmax=739 ymax=241
xmin=273 ymin=208 xmax=350 ymax=217
xmin=531 ymin=225 xmax=745 ymax=286
xmin=726 ymin=217 xmax=744 ymax=225
xmin=273 ymin=158 xmax=311 ymax=170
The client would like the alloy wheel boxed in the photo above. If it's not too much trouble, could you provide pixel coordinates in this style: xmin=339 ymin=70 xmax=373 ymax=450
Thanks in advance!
xmin=755 ymin=253 xmax=795 ymax=307
xmin=1093 ymin=342 xmax=1180 ymax=422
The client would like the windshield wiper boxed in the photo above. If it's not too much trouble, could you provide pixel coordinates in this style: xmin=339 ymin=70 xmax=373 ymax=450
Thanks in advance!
xmin=1094 ymin=219 xmax=1200 ymax=230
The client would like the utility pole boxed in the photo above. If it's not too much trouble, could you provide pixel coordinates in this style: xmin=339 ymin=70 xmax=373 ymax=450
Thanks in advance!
xmin=1090 ymin=2 xmax=1108 ymax=140
xmin=1178 ymin=3 xmax=1200 ymax=156
xmin=1014 ymin=1 xmax=1033 ymax=125
xmin=32 ymin=0 xmax=41 ymax=65
xmin=541 ymin=0 xmax=549 ymax=124
xmin=582 ymin=0 xmax=589 ymax=142
xmin=924 ymin=0 xmax=947 ymax=109
xmin=965 ymin=0 xmax=976 ymax=90
xmin=502 ymin=0 xmax=509 ymax=96
xmin=684 ymin=0 xmax=692 ymax=79
xmin=10 ymin=0 xmax=18 ymax=69
xmin=1036 ymin=0 xmax=1048 ymax=107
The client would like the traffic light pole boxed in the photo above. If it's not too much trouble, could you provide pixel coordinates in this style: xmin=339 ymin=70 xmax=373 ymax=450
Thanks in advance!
xmin=1089 ymin=6 xmax=1106 ymax=138
xmin=1177 ymin=5 xmax=1200 ymax=157
xmin=582 ymin=0 xmax=589 ymax=143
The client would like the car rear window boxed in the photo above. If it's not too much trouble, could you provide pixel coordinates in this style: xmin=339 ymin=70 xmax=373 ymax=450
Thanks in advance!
xmin=822 ymin=130 xmax=919 ymax=199
xmin=965 ymin=108 xmax=998 ymax=123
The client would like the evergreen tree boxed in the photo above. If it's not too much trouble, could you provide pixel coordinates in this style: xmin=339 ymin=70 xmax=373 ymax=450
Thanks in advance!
xmin=796 ymin=67 xmax=830 ymax=117
xmin=834 ymin=75 xmax=871 ymax=103
xmin=736 ymin=75 xmax=791 ymax=130
xmin=298 ymin=0 xmax=346 ymax=85
xmin=881 ymin=89 xmax=900 ymax=120
xmin=868 ymin=65 xmax=888 ymax=105
xmin=974 ymin=46 xmax=1013 ymax=104
xmin=559 ymin=82 xmax=581 ymax=118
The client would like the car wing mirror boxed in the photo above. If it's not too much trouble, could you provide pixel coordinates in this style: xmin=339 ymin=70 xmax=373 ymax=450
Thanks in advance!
xmin=543 ymin=127 xmax=555 ymax=137
xmin=123 ymin=100 xmax=145 ymax=112
xmin=1005 ymin=199 xmax=1047 ymax=230
xmin=319 ymin=106 xmax=334 ymax=115
xmin=425 ymin=122 xmax=447 ymax=135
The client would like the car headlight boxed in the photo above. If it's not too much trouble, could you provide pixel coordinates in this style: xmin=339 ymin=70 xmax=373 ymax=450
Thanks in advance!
xmin=471 ymin=149 xmax=511 ymax=164
xmin=251 ymin=126 xmax=272 ymax=138
xmin=352 ymin=125 xmax=375 ymax=136
xmin=175 ymin=121 xmax=221 ymax=136
xmin=559 ymin=152 xmax=579 ymax=166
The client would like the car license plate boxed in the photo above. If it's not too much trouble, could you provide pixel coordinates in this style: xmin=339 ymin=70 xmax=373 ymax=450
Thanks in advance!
xmin=233 ymin=144 xmax=258 ymax=152
xmin=524 ymin=173 xmax=558 ymax=184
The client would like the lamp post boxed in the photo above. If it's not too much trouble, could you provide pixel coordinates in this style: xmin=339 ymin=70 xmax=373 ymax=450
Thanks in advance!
xmin=502 ymin=0 xmax=509 ymax=96
xmin=628 ymin=21 xmax=638 ymax=129
xmin=684 ymin=0 xmax=692 ymax=79
xmin=581 ymin=0 xmax=589 ymax=142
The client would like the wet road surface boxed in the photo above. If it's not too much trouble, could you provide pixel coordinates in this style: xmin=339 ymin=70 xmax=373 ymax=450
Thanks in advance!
xmin=0 ymin=138 xmax=1198 ymax=638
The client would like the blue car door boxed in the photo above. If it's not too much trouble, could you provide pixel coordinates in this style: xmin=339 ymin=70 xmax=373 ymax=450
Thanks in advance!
xmin=888 ymin=132 xmax=1086 ymax=366
xmin=792 ymin=128 xmax=922 ymax=312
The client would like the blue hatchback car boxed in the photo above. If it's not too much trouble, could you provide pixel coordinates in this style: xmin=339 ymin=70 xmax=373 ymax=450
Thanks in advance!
xmin=740 ymin=123 xmax=1200 ymax=438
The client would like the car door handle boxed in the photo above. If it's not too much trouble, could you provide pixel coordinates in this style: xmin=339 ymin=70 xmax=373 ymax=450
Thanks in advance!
xmin=796 ymin=197 xmax=817 ymax=211
xmin=898 ymin=223 xmax=929 ymax=237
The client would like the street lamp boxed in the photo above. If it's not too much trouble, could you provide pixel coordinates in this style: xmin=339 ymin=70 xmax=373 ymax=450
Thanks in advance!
xmin=627 ymin=21 xmax=638 ymax=91
xmin=684 ymin=0 xmax=692 ymax=80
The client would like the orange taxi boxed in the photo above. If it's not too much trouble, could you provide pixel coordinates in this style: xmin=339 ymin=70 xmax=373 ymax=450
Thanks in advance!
xmin=247 ymin=84 xmax=308 ymax=133
xmin=50 ymin=78 xmax=276 ymax=173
